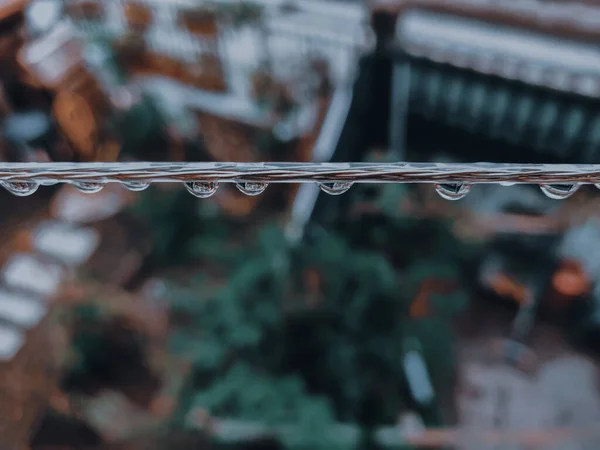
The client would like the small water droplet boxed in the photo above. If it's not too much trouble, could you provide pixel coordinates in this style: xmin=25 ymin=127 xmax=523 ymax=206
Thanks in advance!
xmin=122 ymin=181 xmax=150 ymax=192
xmin=185 ymin=181 xmax=219 ymax=198
xmin=318 ymin=182 xmax=353 ymax=195
xmin=500 ymin=182 xmax=516 ymax=187
xmin=540 ymin=184 xmax=579 ymax=200
xmin=434 ymin=183 xmax=471 ymax=200
xmin=236 ymin=182 xmax=268 ymax=196
xmin=0 ymin=181 xmax=39 ymax=196
xmin=72 ymin=181 xmax=104 ymax=193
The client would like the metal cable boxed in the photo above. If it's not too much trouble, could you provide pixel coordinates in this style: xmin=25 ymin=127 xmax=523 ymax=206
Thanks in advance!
xmin=0 ymin=162 xmax=599 ymax=184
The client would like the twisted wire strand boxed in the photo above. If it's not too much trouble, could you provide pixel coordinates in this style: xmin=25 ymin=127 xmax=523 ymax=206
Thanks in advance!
xmin=1 ymin=162 xmax=600 ymax=184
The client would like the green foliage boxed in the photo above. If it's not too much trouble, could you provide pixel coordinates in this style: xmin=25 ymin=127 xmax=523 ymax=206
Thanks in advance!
xmin=129 ymin=187 xmax=237 ymax=266
xmin=151 ymin=147 xmax=472 ymax=448
xmin=167 ymin=219 xmax=466 ymax=448
xmin=62 ymin=303 xmax=156 ymax=398
xmin=191 ymin=362 xmax=334 ymax=427
xmin=403 ymin=318 xmax=456 ymax=401
xmin=343 ymin=157 xmax=479 ymax=267
xmin=129 ymin=186 xmax=200 ymax=265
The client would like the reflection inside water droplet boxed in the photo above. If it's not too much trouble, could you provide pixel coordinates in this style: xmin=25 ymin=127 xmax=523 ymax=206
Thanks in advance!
xmin=0 ymin=181 xmax=39 ymax=197
xmin=122 ymin=181 xmax=150 ymax=192
xmin=318 ymin=182 xmax=353 ymax=195
xmin=236 ymin=182 xmax=268 ymax=196
xmin=71 ymin=181 xmax=104 ymax=194
xmin=540 ymin=184 xmax=579 ymax=200
xmin=185 ymin=181 xmax=219 ymax=198
xmin=434 ymin=183 xmax=471 ymax=200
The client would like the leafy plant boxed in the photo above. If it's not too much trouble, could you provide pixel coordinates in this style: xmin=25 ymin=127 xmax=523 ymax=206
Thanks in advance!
xmin=166 ymin=218 xmax=468 ymax=449
xmin=147 ymin=147 xmax=472 ymax=448
xmin=129 ymin=186 xmax=235 ymax=267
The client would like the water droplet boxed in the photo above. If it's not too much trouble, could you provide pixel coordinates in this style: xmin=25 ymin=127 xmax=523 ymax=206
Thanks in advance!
xmin=540 ymin=184 xmax=579 ymax=200
xmin=434 ymin=183 xmax=471 ymax=200
xmin=0 ymin=181 xmax=39 ymax=196
xmin=185 ymin=181 xmax=218 ymax=198
xmin=40 ymin=180 xmax=58 ymax=186
xmin=122 ymin=181 xmax=150 ymax=192
xmin=595 ymin=184 xmax=600 ymax=190
xmin=500 ymin=181 xmax=516 ymax=187
xmin=236 ymin=182 xmax=268 ymax=196
xmin=72 ymin=181 xmax=104 ymax=194
xmin=318 ymin=182 xmax=353 ymax=195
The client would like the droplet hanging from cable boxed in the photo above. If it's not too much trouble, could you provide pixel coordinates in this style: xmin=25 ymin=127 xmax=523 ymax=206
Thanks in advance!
xmin=235 ymin=182 xmax=268 ymax=196
xmin=0 ymin=181 xmax=39 ymax=197
xmin=185 ymin=181 xmax=219 ymax=198
xmin=318 ymin=182 xmax=353 ymax=195
xmin=71 ymin=181 xmax=105 ymax=194
xmin=122 ymin=181 xmax=150 ymax=192
xmin=434 ymin=183 xmax=471 ymax=201
xmin=539 ymin=184 xmax=579 ymax=200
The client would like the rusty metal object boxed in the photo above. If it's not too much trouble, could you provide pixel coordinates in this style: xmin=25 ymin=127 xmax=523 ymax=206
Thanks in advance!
xmin=53 ymin=90 xmax=99 ymax=159
xmin=112 ymin=32 xmax=148 ymax=71
xmin=178 ymin=7 xmax=219 ymax=37
xmin=184 ymin=54 xmax=227 ymax=92
xmin=123 ymin=1 xmax=153 ymax=32
xmin=18 ymin=23 xmax=116 ymax=161
xmin=195 ymin=113 xmax=260 ymax=163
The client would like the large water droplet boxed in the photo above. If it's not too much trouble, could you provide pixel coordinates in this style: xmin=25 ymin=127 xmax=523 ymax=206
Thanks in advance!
xmin=0 ymin=181 xmax=39 ymax=196
xmin=540 ymin=184 xmax=579 ymax=200
xmin=318 ymin=182 xmax=353 ymax=195
xmin=72 ymin=181 xmax=104 ymax=194
xmin=236 ymin=182 xmax=268 ymax=196
xmin=185 ymin=181 xmax=219 ymax=198
xmin=434 ymin=183 xmax=471 ymax=200
xmin=122 ymin=181 xmax=150 ymax=192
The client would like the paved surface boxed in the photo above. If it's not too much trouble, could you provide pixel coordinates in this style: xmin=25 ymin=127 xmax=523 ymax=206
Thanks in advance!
xmin=456 ymin=304 xmax=600 ymax=450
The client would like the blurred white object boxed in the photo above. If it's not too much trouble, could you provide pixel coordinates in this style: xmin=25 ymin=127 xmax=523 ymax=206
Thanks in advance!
xmin=0 ymin=324 xmax=25 ymax=361
xmin=26 ymin=0 xmax=63 ymax=37
xmin=2 ymin=254 xmax=64 ymax=297
xmin=31 ymin=221 xmax=100 ymax=266
xmin=397 ymin=411 xmax=426 ymax=439
xmin=51 ymin=184 xmax=133 ymax=224
xmin=0 ymin=290 xmax=47 ymax=329
xmin=396 ymin=7 xmax=600 ymax=97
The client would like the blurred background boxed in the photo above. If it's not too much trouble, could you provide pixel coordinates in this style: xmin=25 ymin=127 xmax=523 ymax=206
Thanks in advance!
xmin=1 ymin=0 xmax=600 ymax=449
